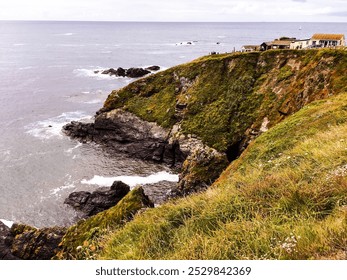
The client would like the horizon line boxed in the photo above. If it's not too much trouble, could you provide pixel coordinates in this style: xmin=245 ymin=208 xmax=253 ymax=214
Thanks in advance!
xmin=0 ymin=19 xmax=346 ymax=24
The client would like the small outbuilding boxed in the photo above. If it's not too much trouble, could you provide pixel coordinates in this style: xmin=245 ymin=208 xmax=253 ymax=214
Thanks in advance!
xmin=241 ymin=45 xmax=260 ymax=52
xmin=260 ymin=39 xmax=292 ymax=51
xmin=290 ymin=39 xmax=310 ymax=50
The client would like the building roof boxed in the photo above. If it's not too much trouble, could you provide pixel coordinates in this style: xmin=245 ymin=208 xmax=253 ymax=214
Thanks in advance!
xmin=271 ymin=40 xmax=292 ymax=46
xmin=311 ymin=34 xmax=345 ymax=40
xmin=292 ymin=39 xmax=310 ymax=42
xmin=242 ymin=45 xmax=259 ymax=49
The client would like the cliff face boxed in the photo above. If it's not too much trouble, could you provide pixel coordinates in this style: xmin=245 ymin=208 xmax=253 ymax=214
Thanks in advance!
xmin=79 ymin=49 xmax=346 ymax=194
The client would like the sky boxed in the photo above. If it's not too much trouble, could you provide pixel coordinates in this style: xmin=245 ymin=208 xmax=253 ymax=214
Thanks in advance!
xmin=0 ymin=0 xmax=346 ymax=22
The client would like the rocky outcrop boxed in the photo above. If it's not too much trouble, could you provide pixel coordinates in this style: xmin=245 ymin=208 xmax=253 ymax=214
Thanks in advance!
xmin=167 ymin=125 xmax=229 ymax=195
xmin=1 ymin=222 xmax=66 ymax=260
xmin=146 ymin=65 xmax=160 ymax=71
xmin=64 ymin=181 xmax=130 ymax=216
xmin=96 ymin=66 xmax=160 ymax=78
xmin=126 ymin=67 xmax=151 ymax=78
xmin=56 ymin=187 xmax=154 ymax=260
xmin=101 ymin=67 xmax=126 ymax=77
xmin=63 ymin=109 xmax=186 ymax=167
xmin=0 ymin=221 xmax=18 ymax=260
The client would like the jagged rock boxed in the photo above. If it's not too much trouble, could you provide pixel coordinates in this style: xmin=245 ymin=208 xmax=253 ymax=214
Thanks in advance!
xmin=56 ymin=187 xmax=154 ymax=260
xmin=115 ymin=67 xmax=126 ymax=77
xmin=8 ymin=223 xmax=66 ymax=260
xmin=0 ymin=221 xmax=18 ymax=260
xmin=146 ymin=65 xmax=160 ymax=71
xmin=64 ymin=181 xmax=130 ymax=216
xmin=63 ymin=109 xmax=186 ymax=167
xmin=101 ymin=67 xmax=126 ymax=77
xmin=172 ymin=146 xmax=229 ymax=196
xmin=100 ymin=67 xmax=151 ymax=78
xmin=126 ymin=68 xmax=150 ymax=78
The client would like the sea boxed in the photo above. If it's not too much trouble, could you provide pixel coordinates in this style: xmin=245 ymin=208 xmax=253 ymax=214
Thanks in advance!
xmin=0 ymin=21 xmax=346 ymax=228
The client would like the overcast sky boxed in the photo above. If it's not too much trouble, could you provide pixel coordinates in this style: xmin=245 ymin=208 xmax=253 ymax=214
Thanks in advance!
xmin=0 ymin=0 xmax=346 ymax=22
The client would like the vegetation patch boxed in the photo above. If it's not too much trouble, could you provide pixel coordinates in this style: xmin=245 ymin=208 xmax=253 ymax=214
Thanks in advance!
xmin=97 ymin=93 xmax=347 ymax=260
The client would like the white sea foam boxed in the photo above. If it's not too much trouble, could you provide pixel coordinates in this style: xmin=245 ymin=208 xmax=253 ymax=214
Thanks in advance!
xmin=58 ymin=44 xmax=85 ymax=47
xmin=19 ymin=66 xmax=35 ymax=70
xmin=13 ymin=43 xmax=26 ymax=46
xmin=26 ymin=111 xmax=92 ymax=140
xmin=81 ymin=171 xmax=179 ymax=188
xmin=48 ymin=65 xmax=68 ymax=68
xmin=84 ymin=99 xmax=102 ymax=104
xmin=0 ymin=219 xmax=14 ymax=228
xmin=65 ymin=142 xmax=82 ymax=154
xmin=73 ymin=68 xmax=116 ymax=80
xmin=56 ymin=32 xmax=74 ymax=36
xmin=50 ymin=183 xmax=76 ymax=196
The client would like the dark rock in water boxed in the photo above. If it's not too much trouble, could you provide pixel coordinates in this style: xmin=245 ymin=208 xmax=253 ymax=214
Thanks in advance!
xmin=63 ymin=121 xmax=95 ymax=141
xmin=94 ymin=70 xmax=100 ymax=74
xmin=0 ymin=221 xmax=18 ymax=260
xmin=126 ymin=67 xmax=150 ymax=78
xmin=64 ymin=181 xmax=130 ymax=216
xmin=146 ymin=65 xmax=160 ymax=71
xmin=101 ymin=68 xmax=119 ymax=76
xmin=101 ymin=69 xmax=111 ymax=75
xmin=62 ymin=109 xmax=186 ymax=167
xmin=101 ymin=67 xmax=149 ymax=78
xmin=64 ymin=191 xmax=91 ymax=209
xmin=1 ymin=223 xmax=66 ymax=260
xmin=115 ymin=67 xmax=126 ymax=77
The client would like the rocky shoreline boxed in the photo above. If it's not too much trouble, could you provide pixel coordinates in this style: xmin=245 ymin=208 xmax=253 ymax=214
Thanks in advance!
xmin=63 ymin=109 xmax=186 ymax=168
xmin=0 ymin=181 xmax=151 ymax=260
xmin=62 ymin=108 xmax=229 ymax=196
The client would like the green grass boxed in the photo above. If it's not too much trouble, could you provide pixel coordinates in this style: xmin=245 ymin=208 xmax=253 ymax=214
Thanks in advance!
xmin=96 ymin=93 xmax=347 ymax=260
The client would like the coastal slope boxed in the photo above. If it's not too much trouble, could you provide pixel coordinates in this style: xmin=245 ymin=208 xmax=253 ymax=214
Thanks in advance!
xmin=58 ymin=49 xmax=347 ymax=260
xmin=98 ymin=92 xmax=347 ymax=259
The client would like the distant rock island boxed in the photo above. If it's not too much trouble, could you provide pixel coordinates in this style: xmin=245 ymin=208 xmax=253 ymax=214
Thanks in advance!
xmin=94 ymin=65 xmax=160 ymax=78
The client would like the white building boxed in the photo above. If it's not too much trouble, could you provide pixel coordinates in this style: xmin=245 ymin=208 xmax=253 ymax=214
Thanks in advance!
xmin=241 ymin=45 xmax=260 ymax=52
xmin=290 ymin=39 xmax=310 ymax=50
xmin=309 ymin=34 xmax=345 ymax=48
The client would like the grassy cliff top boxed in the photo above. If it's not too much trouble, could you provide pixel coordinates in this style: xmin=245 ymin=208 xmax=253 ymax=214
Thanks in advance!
xmin=103 ymin=49 xmax=347 ymax=152
xmin=97 ymin=92 xmax=347 ymax=260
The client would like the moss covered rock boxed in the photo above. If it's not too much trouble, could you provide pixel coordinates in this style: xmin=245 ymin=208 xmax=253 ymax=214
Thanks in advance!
xmin=9 ymin=224 xmax=66 ymax=260
xmin=56 ymin=187 xmax=153 ymax=259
